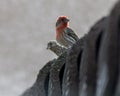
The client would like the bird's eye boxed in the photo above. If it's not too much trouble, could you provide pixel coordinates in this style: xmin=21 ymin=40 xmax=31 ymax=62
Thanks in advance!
xmin=49 ymin=43 xmax=52 ymax=46
xmin=61 ymin=19 xmax=64 ymax=21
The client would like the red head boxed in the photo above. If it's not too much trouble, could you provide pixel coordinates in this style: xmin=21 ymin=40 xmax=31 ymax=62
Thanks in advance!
xmin=56 ymin=16 xmax=69 ymax=30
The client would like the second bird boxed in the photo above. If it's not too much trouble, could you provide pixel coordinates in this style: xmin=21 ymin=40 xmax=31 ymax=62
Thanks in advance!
xmin=56 ymin=16 xmax=79 ymax=48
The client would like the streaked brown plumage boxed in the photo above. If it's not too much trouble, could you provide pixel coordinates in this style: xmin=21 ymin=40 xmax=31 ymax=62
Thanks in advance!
xmin=47 ymin=40 xmax=67 ymax=56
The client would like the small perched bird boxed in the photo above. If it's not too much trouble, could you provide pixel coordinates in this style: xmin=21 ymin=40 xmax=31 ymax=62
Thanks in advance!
xmin=56 ymin=16 xmax=79 ymax=48
xmin=47 ymin=40 xmax=67 ymax=56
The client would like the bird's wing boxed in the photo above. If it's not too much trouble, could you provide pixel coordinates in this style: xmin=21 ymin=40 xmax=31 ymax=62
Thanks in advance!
xmin=64 ymin=28 xmax=79 ymax=42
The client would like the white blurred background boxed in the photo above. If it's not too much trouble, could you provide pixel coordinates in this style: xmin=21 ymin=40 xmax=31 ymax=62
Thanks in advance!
xmin=0 ymin=0 xmax=117 ymax=96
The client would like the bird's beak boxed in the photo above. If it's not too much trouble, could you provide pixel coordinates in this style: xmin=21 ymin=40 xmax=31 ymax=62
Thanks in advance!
xmin=47 ymin=46 xmax=50 ymax=49
xmin=64 ymin=19 xmax=69 ymax=23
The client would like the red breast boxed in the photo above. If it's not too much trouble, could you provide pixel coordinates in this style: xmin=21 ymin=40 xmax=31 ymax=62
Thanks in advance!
xmin=55 ymin=16 xmax=70 ymax=40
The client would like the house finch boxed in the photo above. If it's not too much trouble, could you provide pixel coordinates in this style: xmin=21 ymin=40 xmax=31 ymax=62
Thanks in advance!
xmin=56 ymin=16 xmax=79 ymax=48
xmin=47 ymin=40 xmax=67 ymax=56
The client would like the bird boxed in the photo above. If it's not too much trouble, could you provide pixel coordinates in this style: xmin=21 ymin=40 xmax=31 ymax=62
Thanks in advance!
xmin=47 ymin=40 xmax=67 ymax=56
xmin=56 ymin=16 xmax=79 ymax=48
